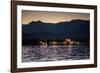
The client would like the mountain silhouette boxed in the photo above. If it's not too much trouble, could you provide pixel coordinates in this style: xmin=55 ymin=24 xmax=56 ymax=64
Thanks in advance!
xmin=22 ymin=20 xmax=90 ymax=45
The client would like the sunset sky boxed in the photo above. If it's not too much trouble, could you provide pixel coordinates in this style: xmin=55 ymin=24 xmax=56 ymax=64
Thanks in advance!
xmin=22 ymin=10 xmax=90 ymax=24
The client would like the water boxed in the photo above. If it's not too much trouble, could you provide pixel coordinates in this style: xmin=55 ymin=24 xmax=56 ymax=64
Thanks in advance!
xmin=22 ymin=45 xmax=90 ymax=62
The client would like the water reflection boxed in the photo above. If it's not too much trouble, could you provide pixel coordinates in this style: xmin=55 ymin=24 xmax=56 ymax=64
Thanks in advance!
xmin=22 ymin=44 xmax=89 ymax=62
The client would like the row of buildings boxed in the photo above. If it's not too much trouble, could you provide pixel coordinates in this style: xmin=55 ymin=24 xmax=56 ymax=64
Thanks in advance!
xmin=39 ymin=38 xmax=80 ymax=46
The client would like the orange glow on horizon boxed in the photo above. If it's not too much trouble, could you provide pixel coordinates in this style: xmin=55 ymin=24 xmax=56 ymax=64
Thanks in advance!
xmin=22 ymin=10 xmax=90 ymax=24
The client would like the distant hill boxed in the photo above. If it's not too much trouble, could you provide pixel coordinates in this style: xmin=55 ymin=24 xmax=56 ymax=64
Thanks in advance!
xmin=22 ymin=20 xmax=90 ymax=45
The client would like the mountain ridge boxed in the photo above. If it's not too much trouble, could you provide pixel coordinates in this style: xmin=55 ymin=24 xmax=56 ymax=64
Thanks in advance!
xmin=22 ymin=19 xmax=90 ymax=45
xmin=23 ymin=19 xmax=89 ymax=25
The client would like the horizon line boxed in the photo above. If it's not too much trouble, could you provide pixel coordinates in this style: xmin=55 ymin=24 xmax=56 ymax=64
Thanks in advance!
xmin=22 ymin=19 xmax=90 ymax=25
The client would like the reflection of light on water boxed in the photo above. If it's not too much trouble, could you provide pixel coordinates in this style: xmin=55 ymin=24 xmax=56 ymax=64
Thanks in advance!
xmin=52 ymin=45 xmax=58 ymax=61
xmin=22 ymin=44 xmax=89 ymax=62
xmin=52 ymin=45 xmax=58 ymax=48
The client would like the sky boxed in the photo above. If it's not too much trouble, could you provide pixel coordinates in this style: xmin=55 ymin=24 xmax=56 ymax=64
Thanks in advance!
xmin=22 ymin=10 xmax=90 ymax=24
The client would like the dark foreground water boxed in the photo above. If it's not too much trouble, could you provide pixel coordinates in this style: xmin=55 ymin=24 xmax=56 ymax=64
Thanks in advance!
xmin=22 ymin=45 xmax=90 ymax=62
